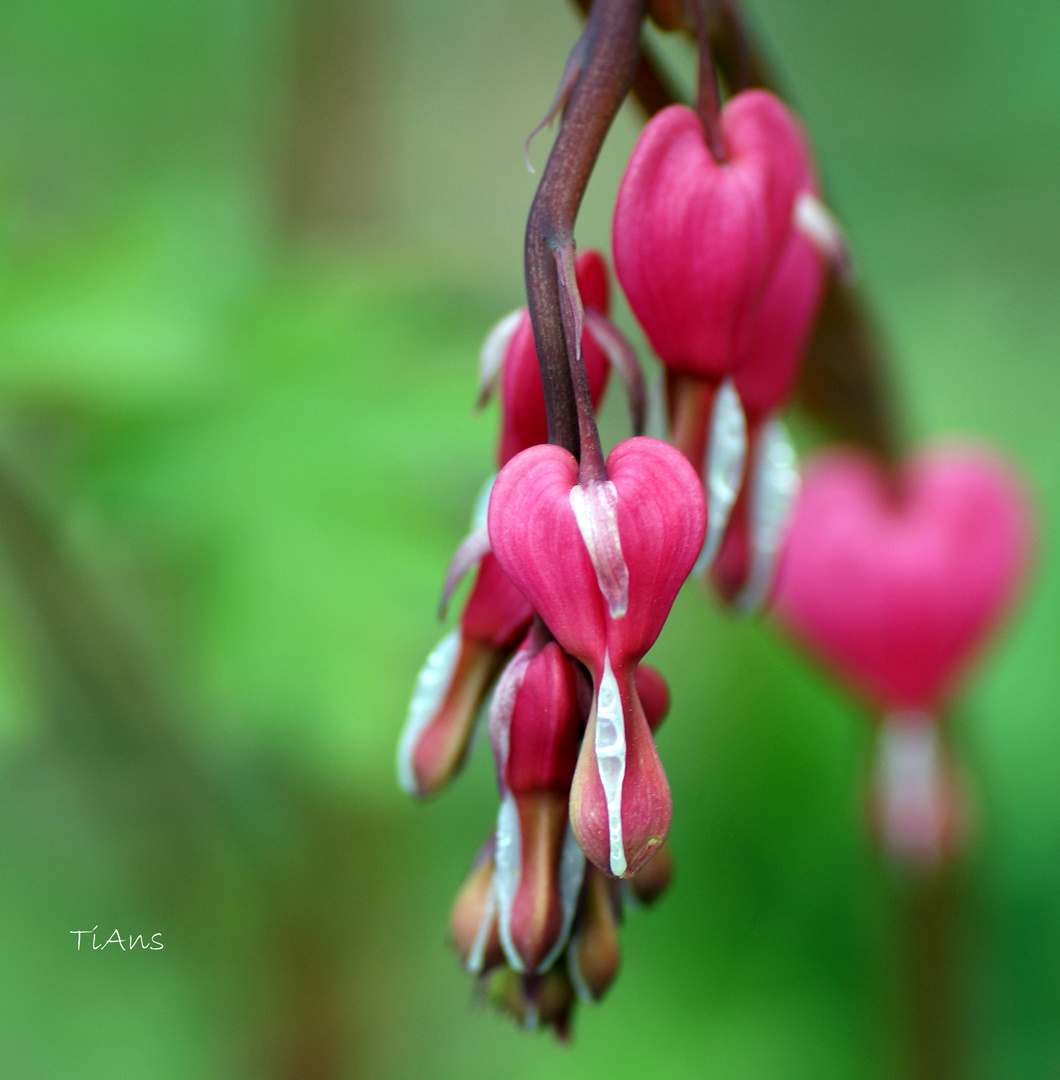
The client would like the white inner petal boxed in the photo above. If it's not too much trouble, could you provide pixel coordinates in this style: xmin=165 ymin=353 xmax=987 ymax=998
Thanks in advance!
xmin=396 ymin=630 xmax=461 ymax=795
xmin=494 ymin=792 xmax=525 ymax=972
xmin=695 ymin=377 xmax=748 ymax=577
xmin=734 ymin=417 xmax=800 ymax=614
xmin=569 ymin=479 xmax=629 ymax=618
xmin=465 ymin=875 xmax=498 ymax=974
xmin=595 ymin=652 xmax=628 ymax=877
xmin=795 ymin=191 xmax=846 ymax=264
xmin=471 ymin=472 xmax=498 ymax=532
xmin=876 ymin=712 xmax=944 ymax=864
xmin=478 ymin=309 xmax=524 ymax=399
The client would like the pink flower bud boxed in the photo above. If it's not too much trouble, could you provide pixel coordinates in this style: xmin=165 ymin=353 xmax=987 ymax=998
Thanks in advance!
xmin=397 ymin=552 xmax=532 ymax=798
xmin=568 ymin=659 xmax=671 ymax=878
xmin=494 ymin=251 xmax=612 ymax=465
xmin=504 ymin=642 xmax=582 ymax=794
xmin=488 ymin=641 xmax=586 ymax=973
xmin=773 ymin=445 xmax=1032 ymax=712
xmin=450 ymin=840 xmax=505 ymax=974
xmin=397 ymin=632 xmax=508 ymax=798
xmin=613 ymin=92 xmax=807 ymax=382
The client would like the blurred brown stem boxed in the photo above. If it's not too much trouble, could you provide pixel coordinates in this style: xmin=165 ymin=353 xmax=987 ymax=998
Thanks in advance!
xmin=902 ymin=870 xmax=959 ymax=1080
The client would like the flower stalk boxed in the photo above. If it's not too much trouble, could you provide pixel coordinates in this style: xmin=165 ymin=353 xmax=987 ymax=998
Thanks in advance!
xmin=526 ymin=0 xmax=647 ymax=459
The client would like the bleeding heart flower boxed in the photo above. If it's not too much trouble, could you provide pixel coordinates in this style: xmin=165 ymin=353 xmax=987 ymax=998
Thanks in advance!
xmin=488 ymin=436 xmax=705 ymax=877
xmin=612 ymin=91 xmax=807 ymax=383
xmin=772 ymin=444 xmax=1032 ymax=713
xmin=734 ymin=207 xmax=826 ymax=424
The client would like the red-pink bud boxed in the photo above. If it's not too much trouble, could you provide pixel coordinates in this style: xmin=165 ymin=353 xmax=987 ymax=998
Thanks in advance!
xmin=487 ymin=642 xmax=587 ymax=973
xmin=569 ymin=659 xmax=671 ymax=877
xmin=635 ymin=664 xmax=670 ymax=732
xmin=398 ymin=632 xmax=509 ymax=798
xmin=773 ymin=445 xmax=1032 ymax=712
xmin=613 ymin=92 xmax=806 ymax=381
xmin=505 ymin=642 xmax=582 ymax=794
xmin=461 ymin=552 xmax=534 ymax=651
xmin=496 ymin=251 xmax=611 ymax=465
xmin=450 ymin=841 xmax=505 ymax=973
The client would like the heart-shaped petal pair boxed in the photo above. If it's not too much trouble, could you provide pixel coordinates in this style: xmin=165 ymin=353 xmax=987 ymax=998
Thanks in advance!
xmin=613 ymin=91 xmax=807 ymax=381
xmin=773 ymin=445 xmax=1031 ymax=712
xmin=488 ymin=436 xmax=705 ymax=673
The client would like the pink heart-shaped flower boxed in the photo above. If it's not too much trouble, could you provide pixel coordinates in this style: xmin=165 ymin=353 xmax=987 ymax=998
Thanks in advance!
xmin=612 ymin=91 xmax=807 ymax=381
xmin=773 ymin=445 xmax=1032 ymax=712
xmin=734 ymin=223 xmax=825 ymax=423
xmin=487 ymin=436 xmax=706 ymax=673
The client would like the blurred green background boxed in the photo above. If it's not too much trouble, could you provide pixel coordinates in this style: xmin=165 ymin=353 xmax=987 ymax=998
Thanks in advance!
xmin=2 ymin=1 xmax=1059 ymax=1077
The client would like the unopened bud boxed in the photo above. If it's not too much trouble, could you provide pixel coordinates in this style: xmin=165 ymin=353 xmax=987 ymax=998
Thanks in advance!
xmin=634 ymin=664 xmax=670 ymax=732
xmin=450 ymin=841 xmax=504 ymax=974
xmin=569 ymin=656 xmax=671 ymax=878
xmin=628 ymin=841 xmax=674 ymax=905
xmin=490 ymin=710 xmax=586 ymax=978
xmin=398 ymin=633 xmax=508 ymax=798
xmin=569 ymin=868 xmax=621 ymax=1001
xmin=486 ymin=966 xmax=576 ymax=1038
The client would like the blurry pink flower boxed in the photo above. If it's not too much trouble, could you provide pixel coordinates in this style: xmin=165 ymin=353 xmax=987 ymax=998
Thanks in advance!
xmin=772 ymin=445 xmax=1031 ymax=712
xmin=773 ymin=444 xmax=1032 ymax=864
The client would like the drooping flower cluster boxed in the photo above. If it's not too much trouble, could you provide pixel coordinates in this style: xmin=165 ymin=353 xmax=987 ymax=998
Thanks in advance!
xmin=400 ymin=251 xmax=704 ymax=1034
xmin=398 ymin=57 xmax=853 ymax=1030
xmin=397 ymin=0 xmax=1034 ymax=1036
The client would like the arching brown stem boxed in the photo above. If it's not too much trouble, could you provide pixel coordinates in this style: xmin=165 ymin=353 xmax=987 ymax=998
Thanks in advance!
xmin=526 ymin=0 xmax=648 ymax=460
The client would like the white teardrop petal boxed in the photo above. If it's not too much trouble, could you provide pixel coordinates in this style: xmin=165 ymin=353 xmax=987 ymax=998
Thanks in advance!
xmin=595 ymin=652 xmax=627 ymax=878
xmin=396 ymin=630 xmax=461 ymax=795
xmin=734 ymin=417 xmax=800 ymax=614
xmin=569 ymin=479 xmax=629 ymax=619
xmin=494 ymin=792 xmax=525 ymax=972
xmin=695 ymin=377 xmax=748 ymax=577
